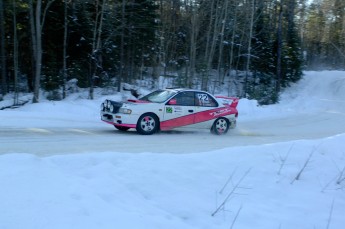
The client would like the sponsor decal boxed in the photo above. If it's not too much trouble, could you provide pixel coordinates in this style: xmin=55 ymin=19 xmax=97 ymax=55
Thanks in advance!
xmin=174 ymin=106 xmax=183 ymax=113
xmin=210 ymin=108 xmax=231 ymax=117
xmin=166 ymin=107 xmax=173 ymax=113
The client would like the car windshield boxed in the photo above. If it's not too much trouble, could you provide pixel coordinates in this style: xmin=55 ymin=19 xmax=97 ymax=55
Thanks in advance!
xmin=139 ymin=90 xmax=177 ymax=103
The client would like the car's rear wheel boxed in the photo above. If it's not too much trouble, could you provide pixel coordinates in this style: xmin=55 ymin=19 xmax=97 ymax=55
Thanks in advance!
xmin=211 ymin=117 xmax=230 ymax=135
xmin=114 ymin=125 xmax=130 ymax=131
xmin=136 ymin=113 xmax=159 ymax=135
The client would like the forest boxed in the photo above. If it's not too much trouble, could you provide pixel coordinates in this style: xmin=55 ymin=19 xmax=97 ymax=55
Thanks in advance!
xmin=0 ymin=0 xmax=344 ymax=105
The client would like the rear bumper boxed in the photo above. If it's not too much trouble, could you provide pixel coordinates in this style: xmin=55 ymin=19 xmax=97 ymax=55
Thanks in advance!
xmin=229 ymin=119 xmax=236 ymax=129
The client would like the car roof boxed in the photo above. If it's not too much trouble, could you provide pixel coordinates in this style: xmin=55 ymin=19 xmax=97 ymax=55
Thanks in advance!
xmin=165 ymin=87 xmax=209 ymax=94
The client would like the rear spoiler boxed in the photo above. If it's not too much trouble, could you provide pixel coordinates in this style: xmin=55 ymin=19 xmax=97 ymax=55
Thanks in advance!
xmin=215 ymin=96 xmax=239 ymax=108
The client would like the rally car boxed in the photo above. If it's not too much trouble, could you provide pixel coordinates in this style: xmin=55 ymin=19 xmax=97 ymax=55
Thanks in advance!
xmin=100 ymin=88 xmax=239 ymax=135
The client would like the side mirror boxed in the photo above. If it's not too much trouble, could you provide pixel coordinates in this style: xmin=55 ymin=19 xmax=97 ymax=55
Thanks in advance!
xmin=168 ymin=99 xmax=177 ymax=105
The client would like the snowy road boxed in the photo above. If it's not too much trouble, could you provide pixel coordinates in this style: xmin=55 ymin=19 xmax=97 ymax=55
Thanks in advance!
xmin=1 ymin=71 xmax=345 ymax=229
xmin=1 ymin=109 xmax=344 ymax=156
xmin=1 ymin=71 xmax=344 ymax=156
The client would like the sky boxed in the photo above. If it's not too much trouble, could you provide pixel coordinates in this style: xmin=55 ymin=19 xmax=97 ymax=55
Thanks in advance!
xmin=0 ymin=71 xmax=345 ymax=229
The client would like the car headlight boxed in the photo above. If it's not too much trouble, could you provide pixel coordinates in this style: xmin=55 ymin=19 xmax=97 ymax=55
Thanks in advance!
xmin=119 ymin=108 xmax=132 ymax=114
xmin=109 ymin=104 xmax=114 ymax=113
xmin=101 ymin=103 xmax=105 ymax=111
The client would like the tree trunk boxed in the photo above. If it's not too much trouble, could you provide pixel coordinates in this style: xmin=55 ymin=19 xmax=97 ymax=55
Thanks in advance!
xmin=188 ymin=2 xmax=198 ymax=88
xmin=62 ymin=0 xmax=68 ymax=99
xmin=30 ymin=0 xmax=55 ymax=103
xmin=202 ymin=0 xmax=222 ymax=91
xmin=32 ymin=0 xmax=42 ymax=103
xmin=89 ymin=0 xmax=105 ymax=100
xmin=13 ymin=0 xmax=19 ymax=105
xmin=217 ymin=0 xmax=229 ymax=84
xmin=28 ymin=0 xmax=37 ymax=93
xmin=298 ymin=0 xmax=306 ymax=46
xmin=243 ymin=0 xmax=255 ymax=98
xmin=0 ymin=0 xmax=7 ymax=96
xmin=223 ymin=2 xmax=238 ymax=85
xmin=118 ymin=0 xmax=126 ymax=92
xmin=276 ymin=1 xmax=283 ymax=94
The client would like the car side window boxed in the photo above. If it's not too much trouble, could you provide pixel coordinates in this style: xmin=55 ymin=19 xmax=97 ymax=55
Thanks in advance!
xmin=195 ymin=93 xmax=218 ymax=107
xmin=172 ymin=92 xmax=195 ymax=106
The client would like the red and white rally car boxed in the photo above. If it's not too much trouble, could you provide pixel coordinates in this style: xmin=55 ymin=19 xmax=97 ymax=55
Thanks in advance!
xmin=101 ymin=88 xmax=239 ymax=135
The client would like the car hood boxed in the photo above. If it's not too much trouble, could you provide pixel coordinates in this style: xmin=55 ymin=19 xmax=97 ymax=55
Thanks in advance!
xmin=126 ymin=99 xmax=151 ymax=104
xmin=122 ymin=99 xmax=156 ymax=109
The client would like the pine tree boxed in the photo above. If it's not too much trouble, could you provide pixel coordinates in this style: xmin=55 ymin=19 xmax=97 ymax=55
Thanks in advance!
xmin=329 ymin=0 xmax=345 ymax=68
xmin=248 ymin=1 xmax=277 ymax=104
xmin=281 ymin=0 xmax=303 ymax=87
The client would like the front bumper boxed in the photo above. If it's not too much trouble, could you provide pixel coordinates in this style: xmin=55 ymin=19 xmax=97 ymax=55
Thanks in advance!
xmin=101 ymin=112 xmax=138 ymax=128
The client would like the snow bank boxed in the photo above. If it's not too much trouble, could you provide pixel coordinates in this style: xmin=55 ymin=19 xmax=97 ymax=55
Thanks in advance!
xmin=1 ymin=134 xmax=345 ymax=229
xmin=238 ymin=71 xmax=345 ymax=121
xmin=280 ymin=71 xmax=345 ymax=112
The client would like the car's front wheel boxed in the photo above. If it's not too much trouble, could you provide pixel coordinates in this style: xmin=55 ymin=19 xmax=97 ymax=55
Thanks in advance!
xmin=136 ymin=113 xmax=159 ymax=135
xmin=211 ymin=117 xmax=230 ymax=135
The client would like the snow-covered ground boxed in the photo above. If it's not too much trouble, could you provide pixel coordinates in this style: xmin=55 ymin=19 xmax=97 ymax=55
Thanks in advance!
xmin=0 ymin=71 xmax=345 ymax=229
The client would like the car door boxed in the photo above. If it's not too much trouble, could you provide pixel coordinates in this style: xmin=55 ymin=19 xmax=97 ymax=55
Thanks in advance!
xmin=160 ymin=91 xmax=196 ymax=130
xmin=193 ymin=92 xmax=219 ymax=128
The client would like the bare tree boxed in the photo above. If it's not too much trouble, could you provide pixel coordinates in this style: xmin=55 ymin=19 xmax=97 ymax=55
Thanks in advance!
xmin=29 ymin=0 xmax=56 ymax=103
xmin=212 ymin=167 xmax=252 ymax=217
xmin=202 ymin=0 xmax=223 ymax=91
xmin=89 ymin=0 xmax=106 ymax=99
xmin=223 ymin=1 xmax=239 ymax=85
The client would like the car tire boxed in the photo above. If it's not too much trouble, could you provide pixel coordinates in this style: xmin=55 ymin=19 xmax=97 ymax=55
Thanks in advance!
xmin=211 ymin=117 xmax=230 ymax=135
xmin=114 ymin=125 xmax=130 ymax=131
xmin=136 ymin=113 xmax=159 ymax=135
